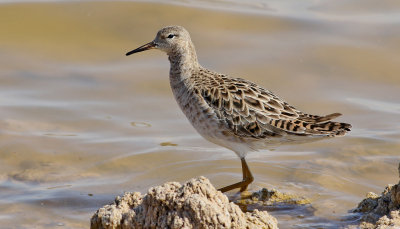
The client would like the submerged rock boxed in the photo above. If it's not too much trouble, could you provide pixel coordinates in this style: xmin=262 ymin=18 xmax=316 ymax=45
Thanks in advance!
xmin=349 ymin=163 xmax=400 ymax=229
xmin=236 ymin=187 xmax=311 ymax=206
xmin=91 ymin=177 xmax=278 ymax=229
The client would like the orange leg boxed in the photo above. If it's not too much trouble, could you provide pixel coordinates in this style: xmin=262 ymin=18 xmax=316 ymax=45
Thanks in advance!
xmin=219 ymin=158 xmax=254 ymax=193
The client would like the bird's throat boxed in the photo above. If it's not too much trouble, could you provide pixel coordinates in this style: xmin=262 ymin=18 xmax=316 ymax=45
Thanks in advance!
xmin=168 ymin=41 xmax=199 ymax=83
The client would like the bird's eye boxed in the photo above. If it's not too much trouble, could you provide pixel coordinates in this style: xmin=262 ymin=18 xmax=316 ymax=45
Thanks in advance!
xmin=167 ymin=34 xmax=175 ymax=39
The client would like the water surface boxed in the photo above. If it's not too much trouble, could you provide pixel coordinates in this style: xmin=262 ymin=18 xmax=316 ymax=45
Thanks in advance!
xmin=0 ymin=1 xmax=400 ymax=228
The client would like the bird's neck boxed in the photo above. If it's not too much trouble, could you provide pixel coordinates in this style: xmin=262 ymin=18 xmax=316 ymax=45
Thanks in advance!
xmin=168 ymin=41 xmax=200 ymax=85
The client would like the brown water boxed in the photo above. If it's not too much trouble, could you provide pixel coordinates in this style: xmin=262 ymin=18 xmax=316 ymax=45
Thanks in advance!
xmin=1 ymin=1 xmax=400 ymax=228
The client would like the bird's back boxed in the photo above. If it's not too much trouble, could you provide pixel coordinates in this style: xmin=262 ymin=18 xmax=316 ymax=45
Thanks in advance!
xmin=179 ymin=67 xmax=351 ymax=152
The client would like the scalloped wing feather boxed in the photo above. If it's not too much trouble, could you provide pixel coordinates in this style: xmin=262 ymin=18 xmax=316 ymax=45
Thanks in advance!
xmin=193 ymin=69 xmax=351 ymax=139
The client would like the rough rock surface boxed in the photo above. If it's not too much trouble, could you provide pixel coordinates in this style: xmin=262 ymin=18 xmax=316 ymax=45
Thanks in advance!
xmin=349 ymin=163 xmax=400 ymax=229
xmin=91 ymin=177 xmax=278 ymax=229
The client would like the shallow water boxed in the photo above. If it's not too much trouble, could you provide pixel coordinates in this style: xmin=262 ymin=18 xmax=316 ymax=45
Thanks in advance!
xmin=1 ymin=1 xmax=400 ymax=228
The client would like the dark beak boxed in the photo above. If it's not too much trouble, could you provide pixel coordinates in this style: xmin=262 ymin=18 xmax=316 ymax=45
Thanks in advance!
xmin=126 ymin=41 xmax=156 ymax=56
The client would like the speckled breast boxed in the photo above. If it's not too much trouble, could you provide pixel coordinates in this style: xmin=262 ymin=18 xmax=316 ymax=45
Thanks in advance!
xmin=169 ymin=79 xmax=227 ymax=140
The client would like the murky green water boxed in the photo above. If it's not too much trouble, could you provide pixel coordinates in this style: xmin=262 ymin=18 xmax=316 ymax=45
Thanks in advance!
xmin=1 ymin=1 xmax=400 ymax=228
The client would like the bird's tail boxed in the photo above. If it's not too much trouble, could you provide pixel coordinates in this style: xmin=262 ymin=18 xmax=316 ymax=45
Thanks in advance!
xmin=299 ymin=113 xmax=352 ymax=136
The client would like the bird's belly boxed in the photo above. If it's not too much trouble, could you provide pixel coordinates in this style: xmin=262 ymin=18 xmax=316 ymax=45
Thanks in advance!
xmin=183 ymin=106 xmax=254 ymax=157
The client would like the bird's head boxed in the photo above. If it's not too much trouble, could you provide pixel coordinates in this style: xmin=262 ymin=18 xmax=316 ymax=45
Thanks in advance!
xmin=126 ymin=25 xmax=191 ymax=56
